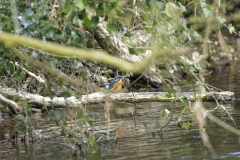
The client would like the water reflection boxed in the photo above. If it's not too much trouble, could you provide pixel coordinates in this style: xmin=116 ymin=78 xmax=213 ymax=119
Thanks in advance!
xmin=1 ymin=64 xmax=240 ymax=160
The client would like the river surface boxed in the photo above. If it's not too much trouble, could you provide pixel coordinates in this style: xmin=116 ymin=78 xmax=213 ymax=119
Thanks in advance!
xmin=0 ymin=63 xmax=240 ymax=160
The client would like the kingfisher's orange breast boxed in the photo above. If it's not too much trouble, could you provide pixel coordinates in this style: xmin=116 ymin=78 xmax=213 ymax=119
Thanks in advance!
xmin=110 ymin=80 xmax=123 ymax=92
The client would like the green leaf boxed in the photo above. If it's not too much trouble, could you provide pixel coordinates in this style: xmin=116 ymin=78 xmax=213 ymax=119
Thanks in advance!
xmin=66 ymin=100 xmax=74 ymax=107
xmin=107 ymin=24 xmax=118 ymax=36
xmin=159 ymin=109 xmax=164 ymax=116
xmin=193 ymin=31 xmax=201 ymax=39
xmin=1 ymin=107 xmax=9 ymax=113
xmin=91 ymin=16 xmax=99 ymax=28
xmin=165 ymin=93 xmax=172 ymax=98
xmin=217 ymin=16 xmax=226 ymax=24
xmin=181 ymin=80 xmax=189 ymax=85
xmin=61 ymin=129 xmax=67 ymax=136
xmin=178 ymin=2 xmax=187 ymax=12
xmin=24 ymin=103 xmax=32 ymax=111
xmin=75 ymin=0 xmax=85 ymax=11
xmin=156 ymin=1 xmax=163 ymax=9
xmin=58 ymin=78 xmax=64 ymax=86
xmin=50 ymin=59 xmax=58 ymax=69
xmin=81 ymin=137 xmax=89 ymax=143
xmin=173 ymin=85 xmax=181 ymax=92
xmin=199 ymin=0 xmax=212 ymax=17
xmin=76 ymin=120 xmax=82 ymax=127
xmin=202 ymin=7 xmax=212 ymax=17
xmin=189 ymin=65 xmax=198 ymax=72
xmin=0 ymin=22 xmax=4 ymax=30
xmin=14 ymin=73 xmax=26 ymax=83
xmin=228 ymin=23 xmax=235 ymax=34
xmin=163 ymin=84 xmax=173 ymax=94
xmin=80 ymin=71 xmax=87 ymax=81
xmin=9 ymin=61 xmax=15 ymax=73
xmin=199 ymin=0 xmax=206 ymax=8
xmin=170 ymin=36 xmax=178 ymax=45
xmin=181 ymin=97 xmax=189 ymax=103
xmin=181 ymin=107 xmax=189 ymax=112
xmin=72 ymin=15 xmax=79 ymax=26
xmin=146 ymin=0 xmax=152 ymax=8
xmin=129 ymin=48 xmax=138 ymax=55
xmin=183 ymin=31 xmax=191 ymax=41
xmin=76 ymin=92 xmax=82 ymax=98
xmin=124 ymin=30 xmax=134 ymax=37
xmin=140 ymin=15 xmax=146 ymax=22
xmin=62 ymin=120 xmax=68 ymax=126
xmin=53 ymin=110 xmax=64 ymax=120
xmin=85 ymin=121 xmax=91 ymax=128
xmin=25 ymin=7 xmax=34 ymax=16
xmin=160 ymin=69 xmax=170 ymax=77
xmin=96 ymin=3 xmax=105 ymax=16
xmin=160 ymin=109 xmax=170 ymax=118
xmin=193 ymin=0 xmax=199 ymax=4
xmin=13 ymin=115 xmax=25 ymax=121
xmin=165 ymin=2 xmax=181 ymax=18
xmin=46 ymin=116 xmax=52 ymax=123
xmin=87 ymin=120 xmax=93 ymax=126
xmin=84 ymin=16 xmax=92 ymax=29
xmin=59 ymin=91 xmax=71 ymax=98
xmin=145 ymin=26 xmax=152 ymax=33
xmin=180 ymin=18 xmax=187 ymax=30
xmin=124 ymin=73 xmax=131 ymax=78
xmin=182 ymin=121 xmax=191 ymax=130
xmin=116 ymin=3 xmax=125 ymax=13
xmin=31 ymin=50 xmax=38 ymax=58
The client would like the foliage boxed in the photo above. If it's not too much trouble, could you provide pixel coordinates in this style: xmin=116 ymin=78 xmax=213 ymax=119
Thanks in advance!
xmin=0 ymin=0 xmax=239 ymax=156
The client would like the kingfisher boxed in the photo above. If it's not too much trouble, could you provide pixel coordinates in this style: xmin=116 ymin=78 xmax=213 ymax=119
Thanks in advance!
xmin=107 ymin=75 xmax=123 ymax=92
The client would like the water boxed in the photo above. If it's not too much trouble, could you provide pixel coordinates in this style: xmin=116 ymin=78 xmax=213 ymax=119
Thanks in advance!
xmin=1 ymin=63 xmax=240 ymax=160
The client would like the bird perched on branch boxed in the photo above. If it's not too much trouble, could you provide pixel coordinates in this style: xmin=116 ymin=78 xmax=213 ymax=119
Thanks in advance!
xmin=107 ymin=75 xmax=123 ymax=92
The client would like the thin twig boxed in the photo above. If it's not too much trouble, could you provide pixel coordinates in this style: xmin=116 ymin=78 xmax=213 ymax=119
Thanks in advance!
xmin=207 ymin=113 xmax=240 ymax=136
xmin=14 ymin=62 xmax=45 ymax=83
xmin=158 ymin=93 xmax=177 ymax=134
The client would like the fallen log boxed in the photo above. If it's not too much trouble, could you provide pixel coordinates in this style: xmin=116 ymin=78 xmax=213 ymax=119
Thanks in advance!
xmin=0 ymin=86 xmax=234 ymax=109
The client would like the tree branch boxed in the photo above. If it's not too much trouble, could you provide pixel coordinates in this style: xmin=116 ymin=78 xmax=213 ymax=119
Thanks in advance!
xmin=0 ymin=32 xmax=187 ymax=73
xmin=0 ymin=93 xmax=21 ymax=111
